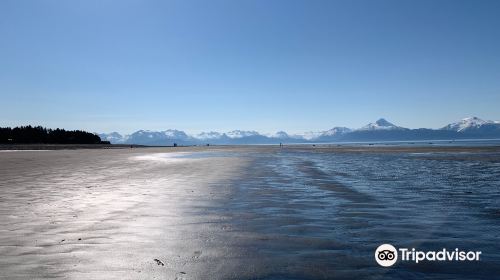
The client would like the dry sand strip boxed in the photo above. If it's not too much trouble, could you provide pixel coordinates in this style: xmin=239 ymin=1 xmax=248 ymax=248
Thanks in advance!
xmin=0 ymin=144 xmax=141 ymax=150
xmin=0 ymin=148 xmax=256 ymax=279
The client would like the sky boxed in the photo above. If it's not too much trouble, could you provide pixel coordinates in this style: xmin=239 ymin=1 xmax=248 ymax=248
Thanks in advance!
xmin=1 ymin=0 xmax=499 ymax=134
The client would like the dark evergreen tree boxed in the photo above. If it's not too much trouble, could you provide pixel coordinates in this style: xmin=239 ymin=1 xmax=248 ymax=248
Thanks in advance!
xmin=0 ymin=126 xmax=102 ymax=144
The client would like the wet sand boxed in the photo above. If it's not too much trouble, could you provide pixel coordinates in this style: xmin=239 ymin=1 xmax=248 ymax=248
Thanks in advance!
xmin=0 ymin=147 xmax=253 ymax=279
xmin=1 ymin=146 xmax=499 ymax=279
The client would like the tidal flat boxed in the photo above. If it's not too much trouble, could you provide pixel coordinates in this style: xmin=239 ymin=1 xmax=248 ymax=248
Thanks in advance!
xmin=1 ymin=145 xmax=499 ymax=279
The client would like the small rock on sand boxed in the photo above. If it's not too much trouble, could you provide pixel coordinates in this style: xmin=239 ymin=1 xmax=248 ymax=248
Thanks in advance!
xmin=153 ymin=258 xmax=164 ymax=266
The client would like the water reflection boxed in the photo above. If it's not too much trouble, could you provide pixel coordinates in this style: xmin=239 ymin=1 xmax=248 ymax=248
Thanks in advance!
xmin=218 ymin=148 xmax=500 ymax=279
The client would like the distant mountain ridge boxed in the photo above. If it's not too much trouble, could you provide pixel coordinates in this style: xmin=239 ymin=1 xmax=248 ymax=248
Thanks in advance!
xmin=99 ymin=117 xmax=500 ymax=145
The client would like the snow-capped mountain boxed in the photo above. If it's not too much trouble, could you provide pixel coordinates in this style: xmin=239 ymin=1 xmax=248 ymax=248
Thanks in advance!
xmin=123 ymin=129 xmax=192 ymax=145
xmin=98 ymin=132 xmax=126 ymax=143
xmin=321 ymin=127 xmax=352 ymax=136
xmin=196 ymin=131 xmax=225 ymax=140
xmin=161 ymin=129 xmax=189 ymax=139
xmin=441 ymin=117 xmax=496 ymax=132
xmin=130 ymin=130 xmax=189 ymax=140
xmin=297 ymin=131 xmax=324 ymax=141
xmin=269 ymin=131 xmax=290 ymax=139
xmin=359 ymin=118 xmax=407 ymax=131
xmin=99 ymin=116 xmax=500 ymax=145
xmin=225 ymin=130 xmax=260 ymax=139
xmin=295 ymin=127 xmax=351 ymax=141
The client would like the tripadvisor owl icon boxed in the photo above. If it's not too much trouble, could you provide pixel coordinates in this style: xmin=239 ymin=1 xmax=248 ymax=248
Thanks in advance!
xmin=375 ymin=244 xmax=398 ymax=267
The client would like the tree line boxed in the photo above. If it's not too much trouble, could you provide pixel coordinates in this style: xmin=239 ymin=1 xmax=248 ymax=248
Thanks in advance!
xmin=0 ymin=125 xmax=103 ymax=144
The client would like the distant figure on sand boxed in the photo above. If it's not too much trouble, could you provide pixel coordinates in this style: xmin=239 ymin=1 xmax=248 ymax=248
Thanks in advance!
xmin=280 ymin=142 xmax=283 ymax=148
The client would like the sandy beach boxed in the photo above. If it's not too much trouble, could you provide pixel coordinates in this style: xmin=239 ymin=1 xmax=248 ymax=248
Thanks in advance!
xmin=0 ymin=147 xmax=254 ymax=279
xmin=1 ymin=146 xmax=499 ymax=279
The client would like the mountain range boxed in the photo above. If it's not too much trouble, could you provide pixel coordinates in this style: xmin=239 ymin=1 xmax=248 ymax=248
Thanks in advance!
xmin=98 ymin=117 xmax=500 ymax=145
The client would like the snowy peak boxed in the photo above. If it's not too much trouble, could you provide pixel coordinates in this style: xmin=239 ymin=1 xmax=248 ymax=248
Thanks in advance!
xmin=162 ymin=129 xmax=189 ymax=139
xmin=124 ymin=129 xmax=191 ymax=145
xmin=375 ymin=118 xmax=394 ymax=127
xmin=441 ymin=116 xmax=491 ymax=132
xmin=196 ymin=131 xmax=224 ymax=140
xmin=359 ymin=118 xmax=405 ymax=130
xmin=322 ymin=127 xmax=352 ymax=136
xmin=269 ymin=131 xmax=290 ymax=139
xmin=98 ymin=132 xmax=125 ymax=143
xmin=297 ymin=131 xmax=323 ymax=141
xmin=225 ymin=130 xmax=260 ymax=139
xmin=131 ymin=130 xmax=183 ymax=139
xmin=294 ymin=127 xmax=351 ymax=140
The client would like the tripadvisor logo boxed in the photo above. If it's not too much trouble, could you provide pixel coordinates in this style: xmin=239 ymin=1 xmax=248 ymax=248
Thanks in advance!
xmin=375 ymin=244 xmax=398 ymax=267
xmin=375 ymin=244 xmax=481 ymax=267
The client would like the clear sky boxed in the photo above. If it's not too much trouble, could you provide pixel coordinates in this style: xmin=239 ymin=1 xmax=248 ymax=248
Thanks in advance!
xmin=1 ymin=0 xmax=499 ymax=134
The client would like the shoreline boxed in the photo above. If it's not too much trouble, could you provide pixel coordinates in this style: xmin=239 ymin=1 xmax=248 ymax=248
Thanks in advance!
xmin=1 ymin=143 xmax=500 ymax=153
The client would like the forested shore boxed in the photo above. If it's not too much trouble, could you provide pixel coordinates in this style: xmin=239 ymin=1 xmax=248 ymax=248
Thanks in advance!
xmin=0 ymin=126 xmax=103 ymax=144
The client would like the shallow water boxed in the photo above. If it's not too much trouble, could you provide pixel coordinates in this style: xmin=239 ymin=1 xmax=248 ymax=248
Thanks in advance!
xmin=208 ymin=148 xmax=500 ymax=279
xmin=1 ymin=147 xmax=499 ymax=279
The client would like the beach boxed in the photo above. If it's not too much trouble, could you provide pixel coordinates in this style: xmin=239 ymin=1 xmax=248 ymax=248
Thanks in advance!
xmin=1 ymin=146 xmax=499 ymax=279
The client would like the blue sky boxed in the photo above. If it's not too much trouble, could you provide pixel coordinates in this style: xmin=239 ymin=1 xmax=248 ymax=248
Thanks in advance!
xmin=1 ymin=0 xmax=499 ymax=134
